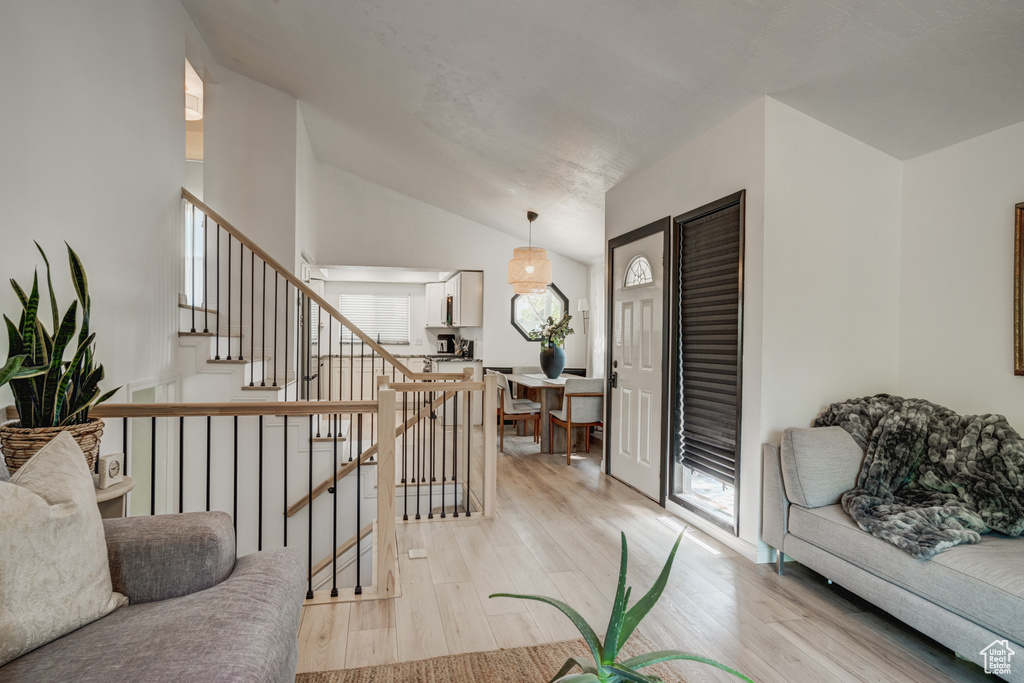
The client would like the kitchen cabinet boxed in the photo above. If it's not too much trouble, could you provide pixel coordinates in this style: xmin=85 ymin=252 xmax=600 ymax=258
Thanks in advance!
xmin=424 ymin=271 xmax=483 ymax=328
xmin=424 ymin=282 xmax=446 ymax=327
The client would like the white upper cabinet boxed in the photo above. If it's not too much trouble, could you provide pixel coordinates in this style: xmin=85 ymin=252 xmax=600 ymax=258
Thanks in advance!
xmin=423 ymin=271 xmax=483 ymax=328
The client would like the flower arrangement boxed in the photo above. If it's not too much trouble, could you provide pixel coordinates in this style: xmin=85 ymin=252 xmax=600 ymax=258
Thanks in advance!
xmin=532 ymin=312 xmax=574 ymax=348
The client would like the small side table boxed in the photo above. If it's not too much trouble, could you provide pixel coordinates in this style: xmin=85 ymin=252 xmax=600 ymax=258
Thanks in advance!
xmin=93 ymin=475 xmax=135 ymax=519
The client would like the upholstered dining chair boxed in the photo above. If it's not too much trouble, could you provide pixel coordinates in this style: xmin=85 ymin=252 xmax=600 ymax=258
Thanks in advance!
xmin=550 ymin=378 xmax=604 ymax=465
xmin=495 ymin=372 xmax=541 ymax=452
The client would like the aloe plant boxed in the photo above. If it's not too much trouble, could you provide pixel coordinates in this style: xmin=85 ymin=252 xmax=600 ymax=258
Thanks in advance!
xmin=491 ymin=533 xmax=755 ymax=683
xmin=3 ymin=243 xmax=118 ymax=427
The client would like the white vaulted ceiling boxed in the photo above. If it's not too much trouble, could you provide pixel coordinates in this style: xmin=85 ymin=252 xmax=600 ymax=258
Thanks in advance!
xmin=181 ymin=0 xmax=1024 ymax=263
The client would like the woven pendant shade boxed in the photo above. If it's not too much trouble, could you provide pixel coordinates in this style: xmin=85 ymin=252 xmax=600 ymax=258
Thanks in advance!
xmin=508 ymin=211 xmax=552 ymax=294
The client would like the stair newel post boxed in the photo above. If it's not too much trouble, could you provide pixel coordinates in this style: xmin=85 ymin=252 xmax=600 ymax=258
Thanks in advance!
xmin=226 ymin=234 xmax=232 ymax=360
xmin=376 ymin=389 xmax=397 ymax=597
xmin=483 ymin=373 xmax=497 ymax=517
xmin=203 ymin=214 xmax=209 ymax=333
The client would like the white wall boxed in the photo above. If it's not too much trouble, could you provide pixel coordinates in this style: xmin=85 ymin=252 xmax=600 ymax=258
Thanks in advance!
xmin=315 ymin=164 xmax=590 ymax=369
xmin=296 ymin=104 xmax=318 ymax=272
xmin=605 ymin=98 xmax=766 ymax=555
xmin=761 ymin=100 xmax=903 ymax=441
xmin=204 ymin=68 xmax=298 ymax=269
xmin=0 ymin=0 xmax=212 ymax=401
xmin=899 ymin=119 xmax=1024 ymax=428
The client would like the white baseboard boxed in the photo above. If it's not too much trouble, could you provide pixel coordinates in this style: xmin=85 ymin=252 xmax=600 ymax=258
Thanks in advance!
xmin=664 ymin=499 xmax=769 ymax=563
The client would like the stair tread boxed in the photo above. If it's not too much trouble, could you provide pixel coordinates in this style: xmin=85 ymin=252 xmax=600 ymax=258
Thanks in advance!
xmin=179 ymin=331 xmax=242 ymax=338
xmin=241 ymin=380 xmax=297 ymax=390
xmin=208 ymin=357 xmax=270 ymax=365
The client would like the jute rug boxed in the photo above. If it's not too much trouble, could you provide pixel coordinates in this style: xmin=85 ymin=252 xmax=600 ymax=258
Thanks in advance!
xmin=296 ymin=630 xmax=696 ymax=682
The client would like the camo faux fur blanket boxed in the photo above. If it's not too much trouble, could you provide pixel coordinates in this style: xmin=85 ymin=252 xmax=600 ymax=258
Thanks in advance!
xmin=815 ymin=395 xmax=1024 ymax=560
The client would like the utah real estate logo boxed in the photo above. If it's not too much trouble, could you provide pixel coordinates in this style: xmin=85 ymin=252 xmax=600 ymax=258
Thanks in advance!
xmin=980 ymin=640 xmax=1015 ymax=676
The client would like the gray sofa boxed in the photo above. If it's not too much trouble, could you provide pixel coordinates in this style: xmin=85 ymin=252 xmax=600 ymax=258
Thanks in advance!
xmin=0 ymin=511 xmax=306 ymax=682
xmin=762 ymin=426 xmax=1023 ymax=682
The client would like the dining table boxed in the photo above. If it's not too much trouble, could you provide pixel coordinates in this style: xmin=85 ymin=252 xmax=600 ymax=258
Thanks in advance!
xmin=506 ymin=373 xmax=588 ymax=454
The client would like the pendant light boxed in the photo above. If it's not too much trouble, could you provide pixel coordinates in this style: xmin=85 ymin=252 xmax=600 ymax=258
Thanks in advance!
xmin=507 ymin=210 xmax=552 ymax=294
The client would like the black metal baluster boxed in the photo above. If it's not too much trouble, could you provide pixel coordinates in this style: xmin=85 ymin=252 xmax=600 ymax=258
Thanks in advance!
xmin=189 ymin=203 xmax=196 ymax=333
xmin=122 ymin=417 xmax=129 ymax=481
xmin=178 ymin=416 xmax=184 ymax=513
xmin=226 ymin=234 xmax=232 ymax=360
xmin=249 ymin=251 xmax=254 ymax=371
xmin=465 ymin=391 xmax=472 ymax=517
xmin=258 ymin=415 xmax=264 ymax=551
xmin=428 ymin=390 xmax=434 ymax=519
xmin=441 ymin=394 xmax=447 ymax=518
xmin=150 ymin=417 xmax=156 ymax=516
xmin=452 ymin=393 xmax=459 ymax=518
xmin=215 ymin=229 xmax=221 ymax=359
xmin=348 ymin=337 xmax=354 ymax=460
xmin=261 ymin=263 xmax=267 ymax=386
xmin=283 ymin=416 xmax=288 ymax=547
xmin=283 ymin=283 xmax=289 ymax=395
xmin=307 ymin=414 xmax=314 ymax=600
xmin=402 ymin=390 xmax=408 ymax=521
xmin=273 ymin=274 xmax=279 ymax=386
xmin=203 ymin=215 xmax=209 ymax=333
xmin=327 ymin=316 xmax=333 ymax=437
xmin=331 ymin=413 xmax=338 ymax=598
xmin=415 ymin=391 xmax=421 ymax=520
xmin=238 ymin=245 xmax=245 ymax=362
xmin=296 ymin=292 xmax=302 ymax=402
xmin=233 ymin=415 xmax=238 ymax=532
xmin=355 ymin=413 xmax=362 ymax=595
xmin=206 ymin=415 xmax=212 ymax=512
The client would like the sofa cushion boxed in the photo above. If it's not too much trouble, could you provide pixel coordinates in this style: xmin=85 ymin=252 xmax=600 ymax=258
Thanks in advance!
xmin=789 ymin=504 xmax=1024 ymax=645
xmin=0 ymin=432 xmax=127 ymax=665
xmin=780 ymin=426 xmax=864 ymax=508
xmin=0 ymin=548 xmax=305 ymax=683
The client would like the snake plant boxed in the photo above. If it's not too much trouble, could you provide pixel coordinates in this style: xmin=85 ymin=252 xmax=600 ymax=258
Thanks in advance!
xmin=491 ymin=532 xmax=755 ymax=683
xmin=3 ymin=243 xmax=118 ymax=427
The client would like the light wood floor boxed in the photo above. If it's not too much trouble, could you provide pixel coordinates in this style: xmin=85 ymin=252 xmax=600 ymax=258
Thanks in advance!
xmin=297 ymin=432 xmax=991 ymax=682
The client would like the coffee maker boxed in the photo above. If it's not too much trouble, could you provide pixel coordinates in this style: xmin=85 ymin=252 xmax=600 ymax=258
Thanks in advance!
xmin=437 ymin=334 xmax=456 ymax=354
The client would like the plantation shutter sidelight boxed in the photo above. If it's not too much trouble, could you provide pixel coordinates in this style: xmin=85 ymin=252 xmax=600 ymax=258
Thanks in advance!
xmin=677 ymin=200 xmax=743 ymax=486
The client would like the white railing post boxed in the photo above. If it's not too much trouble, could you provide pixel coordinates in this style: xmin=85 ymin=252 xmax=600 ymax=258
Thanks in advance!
xmin=375 ymin=388 xmax=397 ymax=596
xmin=482 ymin=373 xmax=497 ymax=517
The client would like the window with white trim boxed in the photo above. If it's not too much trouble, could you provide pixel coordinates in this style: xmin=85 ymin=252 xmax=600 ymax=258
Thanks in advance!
xmin=624 ymin=254 xmax=653 ymax=287
xmin=338 ymin=294 xmax=411 ymax=344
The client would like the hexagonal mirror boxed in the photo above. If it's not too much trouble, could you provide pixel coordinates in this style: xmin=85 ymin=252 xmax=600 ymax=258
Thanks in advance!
xmin=511 ymin=284 xmax=568 ymax=341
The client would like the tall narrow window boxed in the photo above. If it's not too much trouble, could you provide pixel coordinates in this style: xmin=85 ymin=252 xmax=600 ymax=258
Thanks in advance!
xmin=338 ymin=294 xmax=411 ymax=344
xmin=671 ymin=191 xmax=744 ymax=534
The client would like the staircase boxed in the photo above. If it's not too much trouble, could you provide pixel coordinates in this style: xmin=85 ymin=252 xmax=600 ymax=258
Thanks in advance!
xmin=78 ymin=189 xmax=497 ymax=603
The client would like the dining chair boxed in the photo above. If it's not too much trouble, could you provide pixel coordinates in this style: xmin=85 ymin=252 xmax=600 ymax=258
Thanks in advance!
xmin=496 ymin=372 xmax=541 ymax=452
xmin=549 ymin=378 xmax=604 ymax=465
xmin=511 ymin=366 xmax=543 ymax=401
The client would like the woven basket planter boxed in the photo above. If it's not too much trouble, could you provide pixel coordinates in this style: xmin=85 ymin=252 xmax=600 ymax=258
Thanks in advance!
xmin=0 ymin=418 xmax=104 ymax=473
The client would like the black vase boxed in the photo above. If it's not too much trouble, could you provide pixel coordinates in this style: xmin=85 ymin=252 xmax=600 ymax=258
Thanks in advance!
xmin=539 ymin=345 xmax=565 ymax=379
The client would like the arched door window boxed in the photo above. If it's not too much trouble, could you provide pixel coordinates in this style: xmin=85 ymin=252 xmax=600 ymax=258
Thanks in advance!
xmin=623 ymin=254 xmax=653 ymax=287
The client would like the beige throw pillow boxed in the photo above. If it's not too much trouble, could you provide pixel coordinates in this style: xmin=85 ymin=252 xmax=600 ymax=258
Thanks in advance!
xmin=0 ymin=432 xmax=127 ymax=665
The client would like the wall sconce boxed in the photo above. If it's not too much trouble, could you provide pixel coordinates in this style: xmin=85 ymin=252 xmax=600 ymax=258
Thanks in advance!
xmin=577 ymin=298 xmax=589 ymax=334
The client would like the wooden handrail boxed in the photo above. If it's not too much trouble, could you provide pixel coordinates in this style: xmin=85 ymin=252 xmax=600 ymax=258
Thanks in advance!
xmin=286 ymin=387 xmax=461 ymax=516
xmin=182 ymin=188 xmax=462 ymax=382
xmin=5 ymin=402 xmax=377 ymax=421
